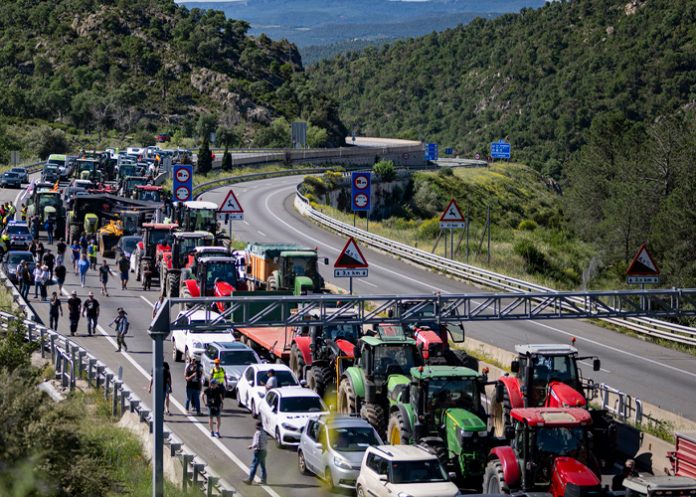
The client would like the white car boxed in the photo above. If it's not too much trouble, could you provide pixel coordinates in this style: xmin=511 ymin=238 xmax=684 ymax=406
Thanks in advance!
xmin=236 ymin=364 xmax=300 ymax=418
xmin=171 ymin=310 xmax=235 ymax=362
xmin=356 ymin=445 xmax=459 ymax=497
xmin=258 ymin=386 xmax=328 ymax=448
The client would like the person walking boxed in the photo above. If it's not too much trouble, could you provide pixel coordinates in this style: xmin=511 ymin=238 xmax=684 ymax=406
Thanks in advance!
xmin=48 ymin=291 xmax=63 ymax=330
xmin=82 ymin=291 xmax=100 ymax=336
xmin=87 ymin=240 xmax=98 ymax=270
xmin=44 ymin=217 xmax=55 ymax=244
xmin=243 ymin=421 xmax=268 ymax=485
xmin=152 ymin=295 xmax=164 ymax=318
xmin=54 ymin=262 xmax=66 ymax=293
xmin=109 ymin=308 xmax=129 ymax=352
xmin=202 ymin=379 xmax=224 ymax=438
xmin=117 ymin=253 xmax=130 ymax=290
xmin=67 ymin=291 xmax=81 ymax=336
xmin=56 ymin=238 xmax=67 ymax=266
xmin=42 ymin=250 xmax=55 ymax=280
xmin=32 ymin=264 xmax=43 ymax=299
xmin=17 ymin=261 xmax=31 ymax=300
xmin=184 ymin=356 xmax=203 ymax=415
xmin=78 ymin=254 xmax=90 ymax=287
xmin=36 ymin=240 xmax=45 ymax=265
xmin=210 ymin=358 xmax=227 ymax=390
xmin=38 ymin=265 xmax=49 ymax=301
xmin=148 ymin=362 xmax=172 ymax=415
xmin=70 ymin=241 xmax=81 ymax=274
xmin=98 ymin=260 xmax=115 ymax=296
xmin=142 ymin=261 xmax=153 ymax=291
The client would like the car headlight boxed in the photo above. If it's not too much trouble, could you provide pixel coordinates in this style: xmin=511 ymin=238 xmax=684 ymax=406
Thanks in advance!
xmin=258 ymin=392 xmax=265 ymax=398
xmin=333 ymin=457 xmax=352 ymax=470
xmin=191 ymin=341 xmax=203 ymax=349
xmin=281 ymin=423 xmax=299 ymax=431
xmin=398 ymin=493 xmax=414 ymax=497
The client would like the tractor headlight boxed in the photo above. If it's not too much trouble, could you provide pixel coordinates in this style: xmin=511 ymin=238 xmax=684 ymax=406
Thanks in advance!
xmin=461 ymin=431 xmax=474 ymax=438
xmin=477 ymin=430 xmax=488 ymax=437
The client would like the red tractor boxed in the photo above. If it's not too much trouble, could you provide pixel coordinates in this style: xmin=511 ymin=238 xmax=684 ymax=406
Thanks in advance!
xmin=180 ymin=253 xmax=248 ymax=312
xmin=491 ymin=344 xmax=615 ymax=468
xmin=133 ymin=184 xmax=163 ymax=203
xmin=159 ymin=231 xmax=215 ymax=297
xmin=484 ymin=407 xmax=601 ymax=497
xmin=133 ymin=223 xmax=178 ymax=283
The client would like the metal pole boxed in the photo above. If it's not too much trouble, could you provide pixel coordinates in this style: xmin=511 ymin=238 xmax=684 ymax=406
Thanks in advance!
xmin=466 ymin=210 xmax=470 ymax=263
xmin=349 ymin=277 xmax=353 ymax=295
xmin=353 ymin=212 xmax=356 ymax=227
xmin=487 ymin=205 xmax=491 ymax=265
xmin=228 ymin=215 xmax=232 ymax=246
xmin=152 ymin=335 xmax=164 ymax=497
xmin=450 ymin=229 xmax=454 ymax=260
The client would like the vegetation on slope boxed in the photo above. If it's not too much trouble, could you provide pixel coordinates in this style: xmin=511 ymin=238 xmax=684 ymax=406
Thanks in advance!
xmin=306 ymin=0 xmax=696 ymax=176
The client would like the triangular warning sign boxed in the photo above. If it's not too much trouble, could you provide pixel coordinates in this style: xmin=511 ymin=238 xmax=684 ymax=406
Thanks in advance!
xmin=626 ymin=243 xmax=660 ymax=276
xmin=440 ymin=199 xmax=465 ymax=222
xmin=218 ymin=190 xmax=244 ymax=214
xmin=334 ymin=237 xmax=368 ymax=269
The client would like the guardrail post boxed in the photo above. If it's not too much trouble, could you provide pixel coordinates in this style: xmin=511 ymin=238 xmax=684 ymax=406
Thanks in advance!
xmin=50 ymin=334 xmax=56 ymax=362
xmin=27 ymin=323 xmax=35 ymax=343
xmin=62 ymin=356 xmax=69 ymax=388
xmin=120 ymin=389 xmax=128 ymax=415
xmin=112 ymin=381 xmax=121 ymax=416
xmin=95 ymin=365 xmax=104 ymax=389
xmin=130 ymin=399 xmax=140 ymax=413
xmin=39 ymin=328 xmax=45 ymax=358
xmin=104 ymin=373 xmax=113 ymax=399
xmin=192 ymin=463 xmax=204 ymax=488
xmin=207 ymin=476 xmax=218 ymax=497
xmin=182 ymin=454 xmax=193 ymax=491
xmin=87 ymin=359 xmax=96 ymax=386
xmin=54 ymin=351 xmax=62 ymax=378
xmin=617 ymin=392 xmax=625 ymax=421
xmin=635 ymin=399 xmax=643 ymax=425
xmin=70 ymin=347 xmax=77 ymax=386
xmin=77 ymin=350 xmax=86 ymax=378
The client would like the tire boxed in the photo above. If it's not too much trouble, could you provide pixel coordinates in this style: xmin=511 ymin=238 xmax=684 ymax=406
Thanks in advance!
xmin=313 ymin=365 xmax=333 ymax=398
xmin=360 ymin=402 xmax=386 ymax=437
xmin=483 ymin=461 xmax=507 ymax=494
xmin=237 ymin=393 xmax=245 ymax=409
xmin=181 ymin=289 xmax=193 ymax=311
xmin=357 ymin=485 xmax=366 ymax=497
xmin=251 ymin=400 xmax=258 ymax=418
xmin=290 ymin=344 xmax=305 ymax=380
xmin=446 ymin=348 xmax=479 ymax=371
xmin=298 ymin=450 xmax=310 ymax=475
xmin=337 ymin=378 xmax=357 ymax=415
xmin=387 ymin=411 xmax=411 ymax=445
xmin=275 ymin=428 xmax=283 ymax=449
xmin=421 ymin=440 xmax=449 ymax=467
xmin=491 ymin=386 xmax=512 ymax=438
xmin=168 ymin=272 xmax=180 ymax=298
xmin=172 ymin=341 xmax=182 ymax=362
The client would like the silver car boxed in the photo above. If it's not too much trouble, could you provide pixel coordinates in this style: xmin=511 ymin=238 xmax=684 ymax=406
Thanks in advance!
xmin=200 ymin=341 xmax=260 ymax=397
xmin=298 ymin=415 xmax=383 ymax=489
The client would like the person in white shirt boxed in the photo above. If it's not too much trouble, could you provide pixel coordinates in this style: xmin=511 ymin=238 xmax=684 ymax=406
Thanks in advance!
xmin=265 ymin=369 xmax=278 ymax=391
xmin=244 ymin=421 xmax=268 ymax=485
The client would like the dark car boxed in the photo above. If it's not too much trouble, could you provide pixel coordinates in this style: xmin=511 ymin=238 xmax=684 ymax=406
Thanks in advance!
xmin=114 ymin=235 xmax=142 ymax=260
xmin=2 ymin=251 xmax=36 ymax=284
xmin=10 ymin=167 xmax=29 ymax=184
xmin=3 ymin=222 xmax=33 ymax=250
xmin=0 ymin=171 xmax=22 ymax=188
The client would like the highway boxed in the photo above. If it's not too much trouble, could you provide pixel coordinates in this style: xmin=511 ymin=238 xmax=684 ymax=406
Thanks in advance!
xmin=2 ymin=171 xmax=695 ymax=497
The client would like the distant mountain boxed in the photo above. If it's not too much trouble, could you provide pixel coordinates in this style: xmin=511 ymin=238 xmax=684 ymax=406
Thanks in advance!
xmin=180 ymin=0 xmax=544 ymax=49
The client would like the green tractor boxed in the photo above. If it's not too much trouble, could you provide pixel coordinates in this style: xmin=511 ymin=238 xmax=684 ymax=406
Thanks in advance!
xmin=387 ymin=365 xmax=490 ymax=490
xmin=336 ymin=334 xmax=423 ymax=435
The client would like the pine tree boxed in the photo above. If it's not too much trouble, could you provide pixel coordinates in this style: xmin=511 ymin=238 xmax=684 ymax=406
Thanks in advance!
xmin=197 ymin=140 xmax=212 ymax=175
xmin=221 ymin=151 xmax=232 ymax=171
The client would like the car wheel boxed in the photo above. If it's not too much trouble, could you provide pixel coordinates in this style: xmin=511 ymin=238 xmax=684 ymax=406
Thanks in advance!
xmin=275 ymin=428 xmax=283 ymax=449
xmin=251 ymin=400 xmax=257 ymax=418
xmin=172 ymin=341 xmax=182 ymax=362
xmin=298 ymin=450 xmax=309 ymax=475
xmin=357 ymin=484 xmax=366 ymax=497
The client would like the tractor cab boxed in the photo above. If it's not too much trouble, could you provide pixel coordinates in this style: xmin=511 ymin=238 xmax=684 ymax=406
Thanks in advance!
xmin=134 ymin=184 xmax=163 ymax=203
xmin=173 ymin=201 xmax=219 ymax=235
xmin=278 ymin=250 xmax=325 ymax=294
xmin=180 ymin=255 xmax=247 ymax=311
xmin=117 ymin=162 xmax=139 ymax=179
xmin=356 ymin=336 xmax=422 ymax=386
xmin=120 ymin=176 xmax=148 ymax=198
xmin=75 ymin=159 xmax=102 ymax=182
xmin=168 ymin=232 xmax=215 ymax=269
xmin=135 ymin=223 xmax=178 ymax=280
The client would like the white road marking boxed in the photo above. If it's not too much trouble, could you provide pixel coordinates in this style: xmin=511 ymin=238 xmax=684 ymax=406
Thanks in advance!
xmin=578 ymin=360 xmax=611 ymax=373
xmin=257 ymin=230 xmax=267 ymax=237
xmin=243 ymin=221 xmax=249 ymax=226
xmin=360 ymin=280 xmax=378 ymax=288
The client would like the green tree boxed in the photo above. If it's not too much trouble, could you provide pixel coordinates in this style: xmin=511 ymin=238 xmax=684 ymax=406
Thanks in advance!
xmin=196 ymin=113 xmax=217 ymax=142
xmin=254 ymin=118 xmax=291 ymax=148
xmin=197 ymin=139 xmax=213 ymax=175
xmin=221 ymin=151 xmax=232 ymax=171
xmin=373 ymin=159 xmax=397 ymax=182
xmin=23 ymin=126 xmax=69 ymax=160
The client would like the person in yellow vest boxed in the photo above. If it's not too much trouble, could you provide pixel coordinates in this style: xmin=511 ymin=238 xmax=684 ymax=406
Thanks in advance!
xmin=210 ymin=358 xmax=227 ymax=391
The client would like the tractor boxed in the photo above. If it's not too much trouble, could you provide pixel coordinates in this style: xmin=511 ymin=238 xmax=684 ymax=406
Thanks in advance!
xmin=387 ymin=365 xmax=490 ymax=489
xmin=133 ymin=223 xmax=178 ymax=282
xmin=133 ymin=184 xmax=163 ymax=203
xmin=74 ymin=158 xmax=104 ymax=182
xmin=490 ymin=343 xmax=616 ymax=468
xmin=337 ymin=334 xmax=423 ymax=435
xmin=172 ymin=201 xmax=220 ymax=237
xmin=25 ymin=188 xmax=65 ymax=236
xmin=179 ymin=254 xmax=248 ymax=312
xmin=246 ymin=243 xmax=328 ymax=295
xmin=484 ymin=407 xmax=601 ymax=497
xmin=120 ymin=176 xmax=149 ymax=198
xmin=289 ymin=308 xmax=362 ymax=399
xmin=159 ymin=231 xmax=215 ymax=297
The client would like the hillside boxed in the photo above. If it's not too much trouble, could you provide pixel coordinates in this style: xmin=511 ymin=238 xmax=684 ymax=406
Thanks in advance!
xmin=0 ymin=0 xmax=347 ymax=151
xmin=306 ymin=0 xmax=696 ymax=174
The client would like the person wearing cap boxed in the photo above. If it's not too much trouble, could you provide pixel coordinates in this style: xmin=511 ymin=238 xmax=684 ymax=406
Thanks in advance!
xmin=202 ymin=378 xmax=224 ymax=437
xmin=243 ymin=421 xmax=268 ymax=485
xmin=67 ymin=291 xmax=81 ymax=336
xmin=210 ymin=358 xmax=227 ymax=390
xmin=185 ymin=355 xmax=203 ymax=415
xmin=265 ymin=369 xmax=278 ymax=392
xmin=82 ymin=291 xmax=100 ymax=336
xmin=612 ymin=459 xmax=638 ymax=490
xmin=109 ymin=308 xmax=129 ymax=352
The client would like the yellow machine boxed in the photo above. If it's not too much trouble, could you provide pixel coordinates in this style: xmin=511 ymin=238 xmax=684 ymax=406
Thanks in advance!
xmin=97 ymin=219 xmax=125 ymax=257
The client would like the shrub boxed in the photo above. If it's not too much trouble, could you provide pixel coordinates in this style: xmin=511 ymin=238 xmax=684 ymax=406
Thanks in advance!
xmin=518 ymin=219 xmax=538 ymax=231
xmin=437 ymin=167 xmax=454 ymax=177
xmin=416 ymin=217 xmax=441 ymax=240
xmin=373 ymin=159 xmax=396 ymax=182
xmin=196 ymin=140 xmax=212 ymax=175
xmin=24 ymin=125 xmax=69 ymax=160
xmin=513 ymin=239 xmax=549 ymax=274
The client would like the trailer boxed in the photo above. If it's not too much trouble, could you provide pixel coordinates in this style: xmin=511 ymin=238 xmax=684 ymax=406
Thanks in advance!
xmin=245 ymin=242 xmax=327 ymax=294
xmin=670 ymin=432 xmax=696 ymax=479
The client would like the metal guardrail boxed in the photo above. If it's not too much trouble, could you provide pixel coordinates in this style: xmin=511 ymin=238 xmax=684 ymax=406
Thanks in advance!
xmin=294 ymin=190 xmax=696 ymax=346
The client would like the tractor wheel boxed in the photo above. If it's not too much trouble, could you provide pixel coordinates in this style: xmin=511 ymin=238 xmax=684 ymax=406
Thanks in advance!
xmin=306 ymin=368 xmax=316 ymax=390
xmin=337 ymin=378 xmax=357 ymax=415
xmin=445 ymin=348 xmax=479 ymax=371
xmin=313 ymin=365 xmax=334 ymax=398
xmin=290 ymin=344 xmax=305 ymax=380
xmin=267 ymin=275 xmax=278 ymax=291
xmin=483 ymin=461 xmax=507 ymax=494
xmin=491 ymin=386 xmax=512 ymax=438
xmin=422 ymin=440 xmax=449 ymax=468
xmin=167 ymin=272 xmax=180 ymax=298
xmin=135 ymin=257 xmax=142 ymax=282
xmin=387 ymin=411 xmax=411 ymax=445
xmin=360 ymin=402 xmax=386 ymax=438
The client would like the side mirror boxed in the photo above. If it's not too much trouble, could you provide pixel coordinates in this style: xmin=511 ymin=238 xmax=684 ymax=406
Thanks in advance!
xmin=495 ymin=382 xmax=505 ymax=403
xmin=593 ymin=358 xmax=601 ymax=371
xmin=504 ymin=426 xmax=515 ymax=440
xmin=378 ymin=474 xmax=388 ymax=483
xmin=323 ymin=257 xmax=329 ymax=265
xmin=300 ymin=379 xmax=308 ymax=388
xmin=448 ymin=472 xmax=457 ymax=481
xmin=510 ymin=360 xmax=520 ymax=373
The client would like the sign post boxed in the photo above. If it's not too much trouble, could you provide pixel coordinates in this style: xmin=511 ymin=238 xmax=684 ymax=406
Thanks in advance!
xmin=490 ymin=140 xmax=511 ymax=160
xmin=351 ymin=171 xmax=371 ymax=231
xmin=172 ymin=164 xmax=193 ymax=203
xmin=218 ymin=189 xmax=244 ymax=245
xmin=334 ymin=237 xmax=369 ymax=295
xmin=439 ymin=199 xmax=466 ymax=260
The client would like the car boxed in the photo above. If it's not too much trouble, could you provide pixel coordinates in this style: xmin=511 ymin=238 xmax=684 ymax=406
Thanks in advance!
xmin=3 ymin=222 xmax=33 ymax=250
xmin=236 ymin=363 xmax=300 ymax=418
xmin=298 ymin=415 xmax=383 ymax=490
xmin=1 ymin=171 xmax=23 ymax=188
xmin=114 ymin=235 xmax=142 ymax=261
xmin=10 ymin=167 xmax=28 ymax=184
xmin=170 ymin=309 xmax=236 ymax=363
xmin=258 ymin=386 xmax=329 ymax=448
xmin=356 ymin=445 xmax=460 ymax=497
xmin=41 ymin=164 xmax=60 ymax=183
xmin=200 ymin=342 xmax=261 ymax=396
xmin=2 ymin=250 xmax=35 ymax=284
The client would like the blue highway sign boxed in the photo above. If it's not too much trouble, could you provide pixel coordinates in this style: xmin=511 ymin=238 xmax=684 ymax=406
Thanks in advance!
xmin=351 ymin=171 xmax=371 ymax=212
xmin=490 ymin=140 xmax=511 ymax=159
xmin=173 ymin=164 xmax=193 ymax=202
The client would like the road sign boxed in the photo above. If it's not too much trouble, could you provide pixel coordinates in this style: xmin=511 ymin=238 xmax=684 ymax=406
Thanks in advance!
xmin=218 ymin=189 xmax=244 ymax=220
xmin=173 ymin=164 xmax=193 ymax=202
xmin=425 ymin=143 xmax=438 ymax=161
xmin=351 ymin=172 xmax=371 ymax=212
xmin=335 ymin=237 xmax=368 ymax=269
xmin=439 ymin=198 xmax=466 ymax=229
xmin=334 ymin=268 xmax=369 ymax=278
xmin=490 ymin=140 xmax=511 ymax=159
xmin=445 ymin=148 xmax=453 ymax=155
xmin=475 ymin=153 xmax=481 ymax=160
xmin=626 ymin=243 xmax=660 ymax=285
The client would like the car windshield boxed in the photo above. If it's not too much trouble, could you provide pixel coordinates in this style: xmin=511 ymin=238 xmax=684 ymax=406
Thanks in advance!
xmin=38 ymin=195 xmax=60 ymax=209
xmin=257 ymin=370 xmax=297 ymax=387
xmin=7 ymin=253 xmax=33 ymax=265
xmin=4 ymin=173 xmax=18 ymax=178
xmin=11 ymin=168 xmax=26 ymax=174
xmin=426 ymin=378 xmax=479 ymax=410
xmin=139 ymin=190 xmax=161 ymax=202
xmin=178 ymin=237 xmax=210 ymax=265
xmin=6 ymin=225 xmax=30 ymax=235
xmin=279 ymin=396 xmax=325 ymax=413
xmin=220 ymin=351 xmax=258 ymax=366
xmin=325 ymin=324 xmax=359 ymax=341
xmin=390 ymin=459 xmax=447 ymax=484
xmin=532 ymin=354 xmax=578 ymax=385
xmin=373 ymin=344 xmax=419 ymax=377
xmin=535 ymin=426 xmax=585 ymax=456
xmin=329 ymin=427 xmax=379 ymax=452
